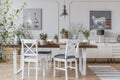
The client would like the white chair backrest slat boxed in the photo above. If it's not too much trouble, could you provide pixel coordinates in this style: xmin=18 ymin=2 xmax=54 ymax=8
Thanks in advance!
xmin=21 ymin=39 xmax=38 ymax=57
xmin=65 ymin=39 xmax=78 ymax=59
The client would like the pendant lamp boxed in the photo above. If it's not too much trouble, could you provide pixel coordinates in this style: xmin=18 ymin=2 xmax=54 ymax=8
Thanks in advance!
xmin=60 ymin=0 xmax=68 ymax=17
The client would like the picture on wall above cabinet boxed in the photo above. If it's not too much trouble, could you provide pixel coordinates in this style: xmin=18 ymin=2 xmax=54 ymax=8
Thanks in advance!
xmin=90 ymin=11 xmax=111 ymax=30
xmin=23 ymin=8 xmax=42 ymax=30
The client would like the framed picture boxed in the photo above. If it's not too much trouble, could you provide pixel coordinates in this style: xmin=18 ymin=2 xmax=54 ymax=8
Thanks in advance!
xmin=23 ymin=8 xmax=42 ymax=30
xmin=90 ymin=11 xmax=111 ymax=29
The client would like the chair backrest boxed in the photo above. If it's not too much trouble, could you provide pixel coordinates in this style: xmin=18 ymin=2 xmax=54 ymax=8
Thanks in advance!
xmin=64 ymin=39 xmax=79 ymax=59
xmin=21 ymin=39 xmax=38 ymax=58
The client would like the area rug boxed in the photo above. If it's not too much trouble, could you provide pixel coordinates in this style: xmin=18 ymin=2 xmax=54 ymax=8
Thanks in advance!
xmin=89 ymin=66 xmax=120 ymax=80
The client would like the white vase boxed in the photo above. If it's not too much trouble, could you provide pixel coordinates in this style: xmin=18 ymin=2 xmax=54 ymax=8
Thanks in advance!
xmin=40 ymin=40 xmax=47 ymax=45
xmin=83 ymin=39 xmax=89 ymax=44
xmin=53 ymin=39 xmax=58 ymax=43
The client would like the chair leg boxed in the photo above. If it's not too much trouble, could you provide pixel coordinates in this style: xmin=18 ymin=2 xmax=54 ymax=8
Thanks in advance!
xmin=65 ymin=61 xmax=68 ymax=80
xmin=57 ymin=61 xmax=59 ymax=68
xmin=57 ymin=61 xmax=61 ymax=68
xmin=28 ymin=62 xmax=30 ymax=78
xmin=43 ymin=60 xmax=46 ymax=77
xmin=35 ymin=62 xmax=38 ymax=80
xmin=70 ymin=61 xmax=72 ymax=67
xmin=22 ymin=62 xmax=24 ymax=80
xmin=50 ymin=53 xmax=52 ymax=61
xmin=75 ymin=60 xmax=78 ymax=78
xmin=46 ymin=55 xmax=48 ymax=69
xmin=39 ymin=60 xmax=42 ymax=68
xmin=53 ymin=60 xmax=56 ymax=77
xmin=49 ymin=53 xmax=52 ymax=67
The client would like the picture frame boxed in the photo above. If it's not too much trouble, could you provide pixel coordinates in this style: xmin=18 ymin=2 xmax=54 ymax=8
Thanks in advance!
xmin=23 ymin=8 xmax=42 ymax=30
xmin=90 ymin=11 xmax=111 ymax=30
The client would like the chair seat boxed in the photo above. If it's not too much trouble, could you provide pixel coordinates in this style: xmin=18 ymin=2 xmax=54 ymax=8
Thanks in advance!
xmin=24 ymin=56 xmax=38 ymax=62
xmin=38 ymin=51 xmax=51 ymax=54
xmin=54 ymin=54 xmax=76 ymax=60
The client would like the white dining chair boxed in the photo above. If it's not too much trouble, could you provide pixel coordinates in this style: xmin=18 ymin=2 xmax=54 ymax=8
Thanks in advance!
xmin=38 ymin=48 xmax=51 ymax=65
xmin=53 ymin=39 xmax=79 ymax=80
xmin=37 ymin=39 xmax=52 ymax=76
xmin=37 ymin=48 xmax=52 ymax=77
xmin=21 ymin=39 xmax=38 ymax=80
xmin=38 ymin=39 xmax=52 ymax=66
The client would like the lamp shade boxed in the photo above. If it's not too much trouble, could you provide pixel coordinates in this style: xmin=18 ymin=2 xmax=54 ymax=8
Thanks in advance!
xmin=60 ymin=5 xmax=68 ymax=16
xmin=97 ymin=30 xmax=104 ymax=35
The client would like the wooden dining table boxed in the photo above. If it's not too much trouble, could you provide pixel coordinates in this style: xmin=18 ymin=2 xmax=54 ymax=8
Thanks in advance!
xmin=4 ymin=42 xmax=97 ymax=76
xmin=79 ymin=43 xmax=97 ymax=75
xmin=4 ymin=43 xmax=59 ymax=74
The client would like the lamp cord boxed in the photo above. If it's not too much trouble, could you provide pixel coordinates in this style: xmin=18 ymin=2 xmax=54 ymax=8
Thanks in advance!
xmin=64 ymin=0 xmax=65 ymax=5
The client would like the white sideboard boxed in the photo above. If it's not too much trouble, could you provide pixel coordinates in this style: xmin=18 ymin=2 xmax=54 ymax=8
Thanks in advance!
xmin=87 ymin=43 xmax=120 ymax=59
xmin=51 ymin=42 xmax=120 ymax=59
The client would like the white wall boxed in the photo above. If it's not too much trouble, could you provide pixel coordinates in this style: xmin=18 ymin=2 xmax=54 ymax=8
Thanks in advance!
xmin=70 ymin=0 xmax=120 ymax=37
xmin=13 ymin=0 xmax=120 ymax=40
xmin=13 ymin=0 xmax=59 ymax=39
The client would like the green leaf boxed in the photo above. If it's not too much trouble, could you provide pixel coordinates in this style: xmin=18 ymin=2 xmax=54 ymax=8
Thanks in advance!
xmin=11 ymin=21 xmax=13 ymax=26
xmin=4 ymin=11 xmax=7 ymax=14
xmin=0 ymin=23 xmax=4 ymax=26
xmin=16 ymin=9 xmax=19 ymax=14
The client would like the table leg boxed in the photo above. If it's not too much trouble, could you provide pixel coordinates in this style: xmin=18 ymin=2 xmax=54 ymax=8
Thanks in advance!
xmin=79 ymin=48 xmax=82 ymax=73
xmin=17 ymin=48 xmax=23 ymax=74
xmin=82 ymin=48 xmax=86 ymax=75
xmin=13 ymin=48 xmax=17 ymax=74
xmin=79 ymin=48 xmax=86 ymax=76
xmin=13 ymin=47 xmax=23 ymax=74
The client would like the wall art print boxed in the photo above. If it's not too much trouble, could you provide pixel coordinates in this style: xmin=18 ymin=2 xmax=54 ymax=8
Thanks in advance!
xmin=23 ymin=8 xmax=42 ymax=30
xmin=90 ymin=11 xmax=111 ymax=29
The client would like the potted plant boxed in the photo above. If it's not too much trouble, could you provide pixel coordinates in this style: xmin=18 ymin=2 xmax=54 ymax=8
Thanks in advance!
xmin=15 ymin=23 xmax=32 ymax=44
xmin=0 ymin=43 xmax=3 ymax=61
xmin=69 ymin=23 xmax=81 ymax=39
xmin=39 ymin=33 xmax=48 ymax=45
xmin=54 ymin=34 xmax=58 ymax=43
xmin=60 ymin=28 xmax=68 ymax=38
xmin=79 ymin=25 xmax=93 ymax=42
xmin=0 ymin=0 xmax=26 ymax=45
xmin=0 ymin=0 xmax=26 ymax=61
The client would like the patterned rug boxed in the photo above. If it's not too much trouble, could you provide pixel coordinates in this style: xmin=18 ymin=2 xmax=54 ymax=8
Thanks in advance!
xmin=89 ymin=66 xmax=120 ymax=80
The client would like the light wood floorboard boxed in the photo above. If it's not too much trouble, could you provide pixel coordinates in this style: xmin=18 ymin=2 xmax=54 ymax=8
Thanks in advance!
xmin=1 ymin=61 xmax=120 ymax=80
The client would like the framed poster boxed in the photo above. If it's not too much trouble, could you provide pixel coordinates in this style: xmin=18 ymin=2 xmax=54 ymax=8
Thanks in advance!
xmin=90 ymin=11 xmax=111 ymax=29
xmin=23 ymin=8 xmax=42 ymax=30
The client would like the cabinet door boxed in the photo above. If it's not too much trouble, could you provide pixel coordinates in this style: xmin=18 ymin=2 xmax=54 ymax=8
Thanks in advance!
xmin=97 ymin=44 xmax=112 ymax=58
xmin=87 ymin=48 xmax=98 ymax=58
xmin=112 ymin=43 xmax=120 ymax=58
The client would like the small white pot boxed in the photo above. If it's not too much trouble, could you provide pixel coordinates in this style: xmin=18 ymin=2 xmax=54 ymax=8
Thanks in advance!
xmin=40 ymin=40 xmax=47 ymax=45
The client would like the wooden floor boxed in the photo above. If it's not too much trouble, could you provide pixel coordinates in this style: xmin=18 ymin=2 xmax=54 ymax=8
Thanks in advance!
xmin=1 ymin=61 xmax=120 ymax=80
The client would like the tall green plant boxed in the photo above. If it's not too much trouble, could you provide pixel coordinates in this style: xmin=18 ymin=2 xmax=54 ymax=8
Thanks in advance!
xmin=79 ymin=25 xmax=94 ymax=40
xmin=15 ymin=23 xmax=32 ymax=43
xmin=0 ymin=43 xmax=3 ymax=60
xmin=0 ymin=0 xmax=27 ymax=60
xmin=0 ymin=0 xmax=26 ymax=44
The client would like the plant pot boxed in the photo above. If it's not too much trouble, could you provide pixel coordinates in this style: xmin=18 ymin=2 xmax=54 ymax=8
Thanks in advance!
xmin=83 ymin=39 xmax=89 ymax=44
xmin=117 ymin=35 xmax=120 ymax=42
xmin=53 ymin=39 xmax=58 ymax=43
xmin=40 ymin=40 xmax=47 ymax=45
xmin=62 ymin=33 xmax=68 ymax=39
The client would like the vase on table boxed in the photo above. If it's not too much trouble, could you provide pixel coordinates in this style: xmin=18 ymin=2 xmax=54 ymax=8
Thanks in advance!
xmin=40 ymin=40 xmax=47 ymax=45
xmin=117 ymin=35 xmax=120 ymax=42
xmin=83 ymin=39 xmax=89 ymax=44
